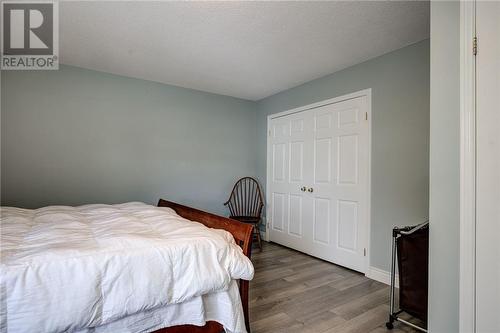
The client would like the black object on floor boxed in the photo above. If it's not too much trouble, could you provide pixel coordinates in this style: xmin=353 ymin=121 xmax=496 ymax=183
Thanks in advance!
xmin=386 ymin=221 xmax=429 ymax=332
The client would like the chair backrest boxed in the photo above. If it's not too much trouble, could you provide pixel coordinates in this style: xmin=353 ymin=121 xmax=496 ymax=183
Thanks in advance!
xmin=224 ymin=177 xmax=264 ymax=218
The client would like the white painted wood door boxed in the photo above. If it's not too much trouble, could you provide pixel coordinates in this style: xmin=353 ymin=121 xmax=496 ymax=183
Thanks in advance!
xmin=267 ymin=111 xmax=313 ymax=254
xmin=475 ymin=2 xmax=500 ymax=331
xmin=267 ymin=94 xmax=369 ymax=273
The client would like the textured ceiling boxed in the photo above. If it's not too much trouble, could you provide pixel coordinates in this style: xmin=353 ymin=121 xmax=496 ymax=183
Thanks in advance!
xmin=60 ymin=1 xmax=429 ymax=101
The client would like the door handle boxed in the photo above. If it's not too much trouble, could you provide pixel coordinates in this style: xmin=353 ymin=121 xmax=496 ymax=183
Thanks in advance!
xmin=307 ymin=187 xmax=314 ymax=193
xmin=300 ymin=186 xmax=307 ymax=192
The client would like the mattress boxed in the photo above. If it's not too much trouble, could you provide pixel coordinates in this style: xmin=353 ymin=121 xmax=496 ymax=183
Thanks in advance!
xmin=0 ymin=202 xmax=254 ymax=333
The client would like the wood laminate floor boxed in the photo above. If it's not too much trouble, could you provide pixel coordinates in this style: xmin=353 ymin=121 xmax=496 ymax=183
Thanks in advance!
xmin=249 ymin=242 xmax=424 ymax=333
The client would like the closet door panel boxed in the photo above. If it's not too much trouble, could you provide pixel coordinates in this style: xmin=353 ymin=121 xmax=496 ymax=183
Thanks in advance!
xmin=314 ymin=138 xmax=332 ymax=184
xmin=269 ymin=119 xmax=290 ymax=239
xmin=289 ymin=141 xmax=304 ymax=183
xmin=288 ymin=194 xmax=303 ymax=237
xmin=311 ymin=97 xmax=368 ymax=271
xmin=313 ymin=197 xmax=331 ymax=245
xmin=272 ymin=143 xmax=287 ymax=183
xmin=337 ymin=134 xmax=358 ymax=185
xmin=268 ymin=112 xmax=313 ymax=252
xmin=337 ymin=199 xmax=358 ymax=252
xmin=330 ymin=97 xmax=368 ymax=271
xmin=271 ymin=192 xmax=286 ymax=232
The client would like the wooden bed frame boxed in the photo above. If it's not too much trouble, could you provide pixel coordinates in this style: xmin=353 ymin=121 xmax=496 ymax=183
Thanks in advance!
xmin=155 ymin=199 xmax=254 ymax=333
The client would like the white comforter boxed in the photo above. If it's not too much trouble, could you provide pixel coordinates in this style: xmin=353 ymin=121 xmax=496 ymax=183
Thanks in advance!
xmin=0 ymin=202 xmax=254 ymax=333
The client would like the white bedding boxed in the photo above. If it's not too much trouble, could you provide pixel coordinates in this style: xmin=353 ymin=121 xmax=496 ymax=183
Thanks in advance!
xmin=0 ymin=202 xmax=254 ymax=333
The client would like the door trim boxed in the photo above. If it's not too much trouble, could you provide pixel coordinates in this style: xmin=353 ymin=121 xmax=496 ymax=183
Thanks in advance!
xmin=459 ymin=1 xmax=476 ymax=332
xmin=266 ymin=88 xmax=372 ymax=121
xmin=265 ymin=88 xmax=372 ymax=273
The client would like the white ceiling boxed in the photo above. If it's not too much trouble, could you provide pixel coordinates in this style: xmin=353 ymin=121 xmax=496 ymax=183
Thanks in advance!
xmin=60 ymin=1 xmax=429 ymax=101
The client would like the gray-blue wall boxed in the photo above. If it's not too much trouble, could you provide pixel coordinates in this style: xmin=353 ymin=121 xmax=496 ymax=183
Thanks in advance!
xmin=1 ymin=65 xmax=257 ymax=215
xmin=428 ymin=1 xmax=460 ymax=332
xmin=256 ymin=40 xmax=430 ymax=272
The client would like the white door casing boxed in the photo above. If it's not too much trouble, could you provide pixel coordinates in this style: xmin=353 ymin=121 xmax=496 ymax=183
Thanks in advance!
xmin=460 ymin=2 xmax=500 ymax=332
xmin=459 ymin=1 xmax=476 ymax=331
xmin=267 ymin=90 xmax=371 ymax=273
xmin=475 ymin=1 xmax=500 ymax=331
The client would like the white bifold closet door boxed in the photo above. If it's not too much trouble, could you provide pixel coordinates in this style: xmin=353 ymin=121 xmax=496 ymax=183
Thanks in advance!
xmin=267 ymin=95 xmax=369 ymax=273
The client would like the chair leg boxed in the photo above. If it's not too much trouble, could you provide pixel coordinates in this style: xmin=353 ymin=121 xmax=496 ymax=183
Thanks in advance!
xmin=255 ymin=225 xmax=262 ymax=252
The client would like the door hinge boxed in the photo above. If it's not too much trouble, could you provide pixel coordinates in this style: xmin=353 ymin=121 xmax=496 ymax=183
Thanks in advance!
xmin=363 ymin=248 xmax=367 ymax=257
xmin=365 ymin=112 xmax=368 ymax=121
xmin=473 ymin=36 xmax=478 ymax=56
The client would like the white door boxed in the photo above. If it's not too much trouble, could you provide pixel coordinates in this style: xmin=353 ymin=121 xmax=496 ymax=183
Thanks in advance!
xmin=267 ymin=111 xmax=313 ymax=254
xmin=267 ymin=93 xmax=370 ymax=273
xmin=475 ymin=2 xmax=500 ymax=331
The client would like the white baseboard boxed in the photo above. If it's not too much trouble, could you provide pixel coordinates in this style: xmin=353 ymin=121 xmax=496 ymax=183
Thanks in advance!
xmin=366 ymin=266 xmax=399 ymax=288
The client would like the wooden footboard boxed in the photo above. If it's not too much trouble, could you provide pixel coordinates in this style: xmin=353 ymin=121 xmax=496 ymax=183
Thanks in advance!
xmin=156 ymin=199 xmax=253 ymax=333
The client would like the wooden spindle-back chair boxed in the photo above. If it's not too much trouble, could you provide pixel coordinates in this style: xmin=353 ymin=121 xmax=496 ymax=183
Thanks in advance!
xmin=224 ymin=177 xmax=264 ymax=250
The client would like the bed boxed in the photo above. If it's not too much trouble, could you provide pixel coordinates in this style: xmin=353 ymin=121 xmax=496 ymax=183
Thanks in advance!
xmin=0 ymin=199 xmax=254 ymax=333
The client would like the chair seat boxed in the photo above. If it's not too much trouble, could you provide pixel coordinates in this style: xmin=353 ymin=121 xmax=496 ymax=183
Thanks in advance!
xmin=230 ymin=216 xmax=260 ymax=224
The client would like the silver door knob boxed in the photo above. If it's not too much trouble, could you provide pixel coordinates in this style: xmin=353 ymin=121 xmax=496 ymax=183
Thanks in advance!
xmin=300 ymin=186 xmax=307 ymax=192
xmin=307 ymin=187 xmax=314 ymax=193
